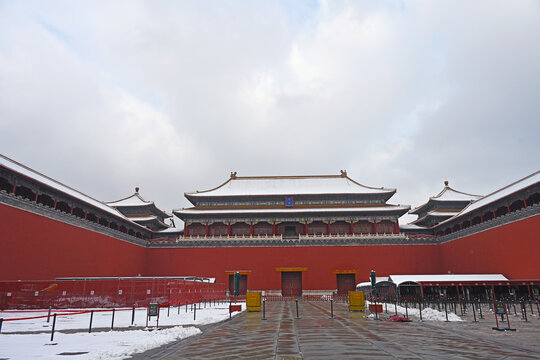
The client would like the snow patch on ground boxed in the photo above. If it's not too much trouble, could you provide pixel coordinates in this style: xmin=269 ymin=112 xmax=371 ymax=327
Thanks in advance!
xmin=368 ymin=302 xmax=463 ymax=322
xmin=0 ymin=326 xmax=200 ymax=360
xmin=0 ymin=303 xmax=246 ymax=359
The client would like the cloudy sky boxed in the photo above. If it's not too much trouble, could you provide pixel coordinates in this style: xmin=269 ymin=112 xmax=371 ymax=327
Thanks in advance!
xmin=1 ymin=0 xmax=539 ymax=224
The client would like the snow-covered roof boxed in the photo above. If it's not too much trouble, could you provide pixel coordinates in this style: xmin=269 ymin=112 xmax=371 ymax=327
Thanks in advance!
xmin=175 ymin=205 xmax=410 ymax=216
xmin=439 ymin=170 xmax=540 ymax=223
xmin=186 ymin=172 xmax=396 ymax=198
xmin=388 ymin=274 xmax=508 ymax=286
xmin=410 ymin=211 xmax=458 ymax=226
xmin=157 ymin=226 xmax=183 ymax=234
xmin=0 ymin=154 xmax=140 ymax=224
xmin=106 ymin=191 xmax=171 ymax=218
xmin=107 ymin=192 xmax=152 ymax=207
xmin=127 ymin=215 xmax=159 ymax=222
xmin=410 ymin=181 xmax=481 ymax=215
xmin=357 ymin=277 xmax=391 ymax=287
xmin=399 ymin=223 xmax=427 ymax=230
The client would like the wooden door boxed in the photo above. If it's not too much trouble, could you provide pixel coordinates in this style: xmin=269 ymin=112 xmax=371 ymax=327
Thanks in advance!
xmin=281 ymin=272 xmax=302 ymax=296
xmin=336 ymin=273 xmax=356 ymax=295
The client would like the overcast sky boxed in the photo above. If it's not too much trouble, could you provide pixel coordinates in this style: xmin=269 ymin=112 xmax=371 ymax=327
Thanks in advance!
xmin=1 ymin=0 xmax=539 ymax=224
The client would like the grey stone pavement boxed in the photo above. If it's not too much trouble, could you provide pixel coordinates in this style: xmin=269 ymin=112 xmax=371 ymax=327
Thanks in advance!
xmin=130 ymin=301 xmax=540 ymax=359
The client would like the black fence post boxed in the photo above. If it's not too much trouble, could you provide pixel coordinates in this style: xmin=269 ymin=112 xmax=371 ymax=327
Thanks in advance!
xmin=262 ymin=300 xmax=267 ymax=320
xmin=47 ymin=306 xmax=52 ymax=323
xmin=111 ymin=308 xmax=116 ymax=330
xmin=295 ymin=299 xmax=300 ymax=319
xmin=330 ymin=299 xmax=334 ymax=319
xmin=132 ymin=305 xmax=136 ymax=325
xmin=194 ymin=304 xmax=197 ymax=321
xmin=522 ymin=302 xmax=528 ymax=322
xmin=479 ymin=301 xmax=484 ymax=319
xmin=419 ymin=301 xmax=422 ymax=321
xmin=472 ymin=302 xmax=477 ymax=322
xmin=0 ymin=318 xmax=3 ymax=334
xmin=405 ymin=301 xmax=408 ymax=319
xmin=89 ymin=310 xmax=94 ymax=333
xmin=167 ymin=305 xmax=170 ymax=317
xmin=50 ymin=313 xmax=57 ymax=342
xmin=444 ymin=302 xmax=449 ymax=322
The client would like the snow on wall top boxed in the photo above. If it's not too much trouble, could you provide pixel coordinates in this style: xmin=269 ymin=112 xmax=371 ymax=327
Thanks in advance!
xmin=438 ymin=170 xmax=540 ymax=224
xmin=187 ymin=173 xmax=395 ymax=198
xmin=388 ymin=274 xmax=508 ymax=286
xmin=0 ymin=154 xmax=133 ymax=222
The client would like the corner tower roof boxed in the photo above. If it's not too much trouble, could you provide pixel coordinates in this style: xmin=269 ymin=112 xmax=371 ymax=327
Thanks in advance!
xmin=409 ymin=181 xmax=482 ymax=215
xmin=185 ymin=171 xmax=396 ymax=202
xmin=106 ymin=188 xmax=171 ymax=219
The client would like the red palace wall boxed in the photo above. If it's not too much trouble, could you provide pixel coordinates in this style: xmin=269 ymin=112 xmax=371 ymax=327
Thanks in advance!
xmin=439 ymin=215 xmax=540 ymax=279
xmin=146 ymin=245 xmax=441 ymax=290
xmin=1 ymin=201 xmax=539 ymax=288
xmin=0 ymin=204 xmax=147 ymax=280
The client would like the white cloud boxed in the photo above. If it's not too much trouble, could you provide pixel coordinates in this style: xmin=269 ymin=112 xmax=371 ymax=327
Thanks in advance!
xmin=1 ymin=0 xmax=538 ymax=217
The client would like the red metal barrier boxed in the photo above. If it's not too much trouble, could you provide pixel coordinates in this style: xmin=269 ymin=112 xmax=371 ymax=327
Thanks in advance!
xmin=0 ymin=279 xmax=227 ymax=309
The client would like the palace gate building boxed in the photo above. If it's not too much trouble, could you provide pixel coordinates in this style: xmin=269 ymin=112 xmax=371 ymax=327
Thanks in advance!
xmin=0 ymin=153 xmax=539 ymax=302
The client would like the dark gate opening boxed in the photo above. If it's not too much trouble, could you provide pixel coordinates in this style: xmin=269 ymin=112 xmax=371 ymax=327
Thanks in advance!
xmin=228 ymin=274 xmax=248 ymax=295
xmin=336 ymin=273 xmax=356 ymax=295
xmin=281 ymin=272 xmax=302 ymax=296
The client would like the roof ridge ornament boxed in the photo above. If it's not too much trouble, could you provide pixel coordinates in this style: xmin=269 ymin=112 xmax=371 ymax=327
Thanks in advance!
xmin=444 ymin=181 xmax=449 ymax=187
xmin=340 ymin=170 xmax=347 ymax=177
xmin=230 ymin=171 xmax=237 ymax=179
xmin=135 ymin=187 xmax=140 ymax=193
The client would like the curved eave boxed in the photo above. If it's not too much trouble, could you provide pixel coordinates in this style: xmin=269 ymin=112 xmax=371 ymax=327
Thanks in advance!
xmin=173 ymin=205 xmax=410 ymax=221
xmin=114 ymin=203 xmax=171 ymax=219
xmin=410 ymin=213 xmax=455 ymax=226
xmin=185 ymin=190 xmax=396 ymax=206
xmin=131 ymin=217 xmax=169 ymax=231
xmin=409 ymin=198 xmax=472 ymax=215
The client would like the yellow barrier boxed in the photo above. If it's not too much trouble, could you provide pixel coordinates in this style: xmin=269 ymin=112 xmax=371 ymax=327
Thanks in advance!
xmin=246 ymin=291 xmax=262 ymax=312
xmin=348 ymin=291 xmax=365 ymax=311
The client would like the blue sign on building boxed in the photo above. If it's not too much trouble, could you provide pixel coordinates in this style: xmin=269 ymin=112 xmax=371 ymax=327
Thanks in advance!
xmin=285 ymin=196 xmax=294 ymax=207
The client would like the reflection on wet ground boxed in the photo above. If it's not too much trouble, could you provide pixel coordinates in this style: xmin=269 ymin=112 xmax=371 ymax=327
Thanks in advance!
xmin=130 ymin=301 xmax=540 ymax=359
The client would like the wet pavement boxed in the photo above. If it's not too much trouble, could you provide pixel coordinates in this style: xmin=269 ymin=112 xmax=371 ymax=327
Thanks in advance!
xmin=130 ymin=301 xmax=540 ymax=359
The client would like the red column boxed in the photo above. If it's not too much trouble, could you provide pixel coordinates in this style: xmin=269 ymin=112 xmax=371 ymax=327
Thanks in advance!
xmin=250 ymin=223 xmax=254 ymax=236
xmin=393 ymin=222 xmax=399 ymax=234
xmin=272 ymin=222 xmax=276 ymax=236
xmin=507 ymin=206 xmax=511 ymax=214
xmin=70 ymin=206 xmax=73 ymax=215
xmin=84 ymin=211 xmax=87 ymax=220
xmin=327 ymin=222 xmax=331 ymax=235
xmin=304 ymin=222 xmax=308 ymax=235
xmin=34 ymin=191 xmax=39 ymax=202
xmin=349 ymin=222 xmax=354 ymax=235
xmin=228 ymin=223 xmax=232 ymax=236
xmin=524 ymin=198 xmax=528 ymax=207
xmin=205 ymin=223 xmax=209 ymax=237
xmin=372 ymin=222 xmax=377 ymax=234
xmin=53 ymin=200 xmax=57 ymax=209
xmin=184 ymin=223 xmax=190 ymax=237
xmin=492 ymin=210 xmax=496 ymax=219
xmin=11 ymin=181 xmax=16 ymax=194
